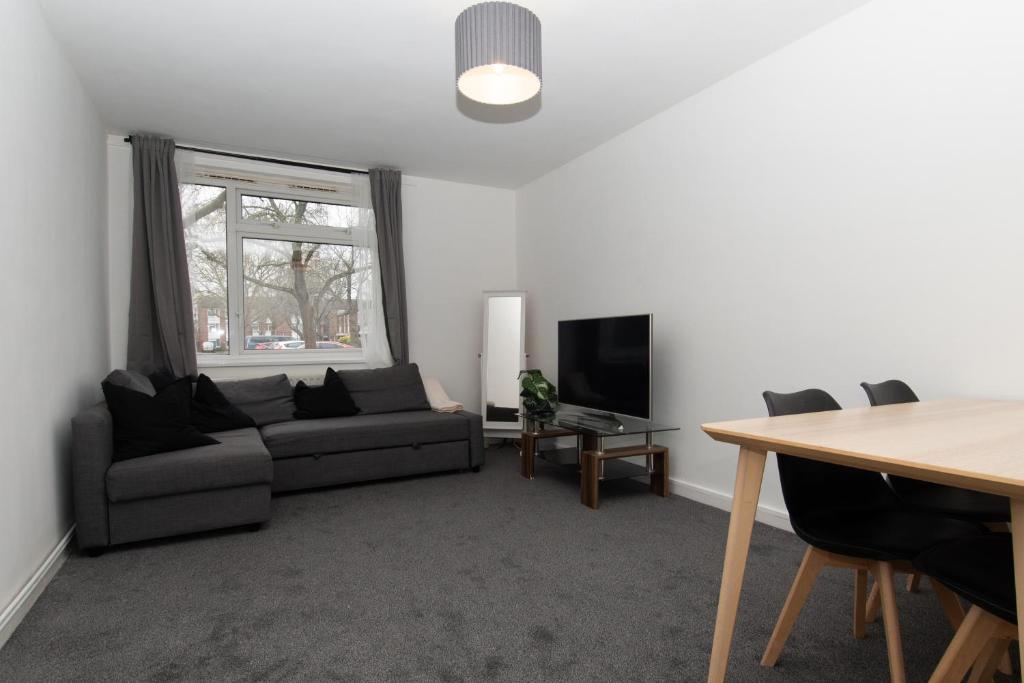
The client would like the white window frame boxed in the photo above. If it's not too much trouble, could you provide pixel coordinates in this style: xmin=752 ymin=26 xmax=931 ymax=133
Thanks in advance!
xmin=179 ymin=163 xmax=368 ymax=368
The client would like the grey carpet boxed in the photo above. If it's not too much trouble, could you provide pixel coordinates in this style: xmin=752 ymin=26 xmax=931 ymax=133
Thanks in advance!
xmin=0 ymin=447 xmax=1016 ymax=682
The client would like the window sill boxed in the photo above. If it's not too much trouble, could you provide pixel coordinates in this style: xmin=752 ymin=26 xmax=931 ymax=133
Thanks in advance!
xmin=197 ymin=353 xmax=365 ymax=369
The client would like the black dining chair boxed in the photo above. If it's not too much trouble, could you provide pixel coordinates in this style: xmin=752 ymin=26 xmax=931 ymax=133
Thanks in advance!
xmin=860 ymin=380 xmax=1011 ymax=524
xmin=760 ymin=388 xmax=988 ymax=682
xmin=913 ymin=533 xmax=1017 ymax=682
xmin=861 ymin=379 xmax=1010 ymax=599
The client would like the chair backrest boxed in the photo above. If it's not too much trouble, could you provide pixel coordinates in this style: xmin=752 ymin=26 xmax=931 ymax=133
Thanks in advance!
xmin=860 ymin=379 xmax=918 ymax=406
xmin=763 ymin=389 xmax=895 ymax=524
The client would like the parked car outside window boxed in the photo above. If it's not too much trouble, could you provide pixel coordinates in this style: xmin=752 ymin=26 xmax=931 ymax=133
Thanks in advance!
xmin=244 ymin=335 xmax=294 ymax=350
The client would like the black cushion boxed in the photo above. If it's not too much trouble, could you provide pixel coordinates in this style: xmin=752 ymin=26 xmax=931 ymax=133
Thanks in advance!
xmin=190 ymin=374 xmax=257 ymax=433
xmin=914 ymin=533 xmax=1016 ymax=625
xmin=293 ymin=376 xmax=360 ymax=420
xmin=147 ymin=369 xmax=180 ymax=391
xmin=102 ymin=377 xmax=218 ymax=462
xmin=327 ymin=364 xmax=430 ymax=415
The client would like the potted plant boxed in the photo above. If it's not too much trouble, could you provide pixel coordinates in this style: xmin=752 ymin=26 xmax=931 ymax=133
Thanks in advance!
xmin=519 ymin=369 xmax=558 ymax=416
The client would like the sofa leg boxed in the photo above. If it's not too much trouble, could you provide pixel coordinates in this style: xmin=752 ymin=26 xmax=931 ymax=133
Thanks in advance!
xmin=85 ymin=547 xmax=106 ymax=558
xmin=246 ymin=523 xmax=263 ymax=532
xmin=471 ymin=465 xmax=481 ymax=473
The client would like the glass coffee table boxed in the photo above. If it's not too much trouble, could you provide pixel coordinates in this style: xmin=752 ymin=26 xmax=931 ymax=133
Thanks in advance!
xmin=520 ymin=411 xmax=680 ymax=509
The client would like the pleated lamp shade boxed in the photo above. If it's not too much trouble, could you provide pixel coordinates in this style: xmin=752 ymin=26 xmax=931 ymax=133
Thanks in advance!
xmin=455 ymin=2 xmax=542 ymax=105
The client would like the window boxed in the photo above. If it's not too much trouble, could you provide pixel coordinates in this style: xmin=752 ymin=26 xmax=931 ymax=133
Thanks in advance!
xmin=181 ymin=184 xmax=228 ymax=354
xmin=241 ymin=238 xmax=361 ymax=352
xmin=240 ymin=194 xmax=360 ymax=230
xmin=179 ymin=164 xmax=371 ymax=364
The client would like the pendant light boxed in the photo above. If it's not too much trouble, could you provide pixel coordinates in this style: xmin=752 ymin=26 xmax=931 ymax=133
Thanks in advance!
xmin=455 ymin=2 xmax=542 ymax=105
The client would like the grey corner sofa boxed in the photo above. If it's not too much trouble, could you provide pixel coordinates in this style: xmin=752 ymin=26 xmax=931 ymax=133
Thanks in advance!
xmin=72 ymin=365 xmax=484 ymax=552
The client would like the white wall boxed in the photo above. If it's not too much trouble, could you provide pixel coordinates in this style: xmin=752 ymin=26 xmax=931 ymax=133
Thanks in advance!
xmin=403 ymin=177 xmax=517 ymax=411
xmin=0 ymin=0 xmax=108 ymax=638
xmin=106 ymin=142 xmax=517 ymax=411
xmin=516 ymin=0 xmax=1024 ymax=522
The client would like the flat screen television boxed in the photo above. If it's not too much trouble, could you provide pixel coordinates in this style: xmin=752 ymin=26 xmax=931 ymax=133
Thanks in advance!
xmin=558 ymin=314 xmax=652 ymax=420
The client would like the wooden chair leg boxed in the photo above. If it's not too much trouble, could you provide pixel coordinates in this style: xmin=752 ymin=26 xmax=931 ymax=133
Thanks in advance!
xmin=761 ymin=547 xmax=826 ymax=666
xmin=996 ymin=647 xmax=1013 ymax=676
xmin=907 ymin=572 xmax=923 ymax=592
xmin=928 ymin=606 xmax=1005 ymax=683
xmin=866 ymin=580 xmax=881 ymax=623
xmin=966 ymin=637 xmax=1011 ymax=683
xmin=932 ymin=580 xmax=1011 ymax=676
xmin=932 ymin=580 xmax=965 ymax=630
xmin=854 ymin=568 xmax=868 ymax=639
xmin=875 ymin=561 xmax=907 ymax=683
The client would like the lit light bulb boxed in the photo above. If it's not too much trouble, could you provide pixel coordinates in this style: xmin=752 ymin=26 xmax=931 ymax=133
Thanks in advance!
xmin=455 ymin=2 xmax=541 ymax=106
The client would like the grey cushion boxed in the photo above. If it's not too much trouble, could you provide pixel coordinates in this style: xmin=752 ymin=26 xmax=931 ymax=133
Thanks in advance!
xmin=259 ymin=411 xmax=472 ymax=459
xmin=106 ymin=428 xmax=272 ymax=502
xmin=335 ymin=364 xmax=430 ymax=415
xmin=104 ymin=369 xmax=155 ymax=396
xmin=214 ymin=374 xmax=296 ymax=427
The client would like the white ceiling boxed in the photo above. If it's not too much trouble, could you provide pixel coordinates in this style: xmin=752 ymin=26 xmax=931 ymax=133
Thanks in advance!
xmin=39 ymin=0 xmax=870 ymax=188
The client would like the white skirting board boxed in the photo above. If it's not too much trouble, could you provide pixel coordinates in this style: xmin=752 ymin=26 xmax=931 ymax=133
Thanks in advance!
xmin=0 ymin=526 xmax=74 ymax=651
xmin=669 ymin=476 xmax=793 ymax=533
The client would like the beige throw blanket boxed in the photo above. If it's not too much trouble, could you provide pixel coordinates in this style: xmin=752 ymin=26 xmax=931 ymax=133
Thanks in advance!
xmin=422 ymin=377 xmax=463 ymax=413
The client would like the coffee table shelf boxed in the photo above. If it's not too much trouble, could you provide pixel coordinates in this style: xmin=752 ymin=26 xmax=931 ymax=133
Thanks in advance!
xmin=536 ymin=446 xmax=650 ymax=481
xmin=519 ymin=411 xmax=679 ymax=509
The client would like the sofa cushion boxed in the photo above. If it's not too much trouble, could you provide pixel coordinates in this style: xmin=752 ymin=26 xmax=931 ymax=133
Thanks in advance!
xmin=214 ymin=374 xmax=296 ymax=427
xmin=191 ymin=374 xmax=257 ymax=433
xmin=293 ymin=378 xmax=360 ymax=419
xmin=106 ymin=428 xmax=272 ymax=503
xmin=102 ymin=378 xmax=219 ymax=462
xmin=259 ymin=411 xmax=471 ymax=459
xmin=329 ymin=364 xmax=430 ymax=415
xmin=103 ymin=369 xmax=156 ymax=396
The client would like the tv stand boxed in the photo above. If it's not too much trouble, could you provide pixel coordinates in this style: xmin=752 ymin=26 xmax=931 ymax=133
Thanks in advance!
xmin=519 ymin=412 xmax=680 ymax=509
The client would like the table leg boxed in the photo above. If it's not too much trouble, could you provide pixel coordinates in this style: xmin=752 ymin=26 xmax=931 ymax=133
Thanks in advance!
xmin=520 ymin=432 xmax=535 ymax=479
xmin=707 ymin=446 xmax=767 ymax=683
xmin=581 ymin=451 xmax=599 ymax=509
xmin=1010 ymin=499 xmax=1024 ymax=678
xmin=650 ymin=449 xmax=669 ymax=497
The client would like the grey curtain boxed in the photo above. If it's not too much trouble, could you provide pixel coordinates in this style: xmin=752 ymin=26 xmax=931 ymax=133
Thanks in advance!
xmin=369 ymin=168 xmax=409 ymax=365
xmin=126 ymin=135 xmax=197 ymax=377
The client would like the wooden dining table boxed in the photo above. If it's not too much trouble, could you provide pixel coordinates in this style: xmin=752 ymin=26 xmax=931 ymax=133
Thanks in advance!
xmin=700 ymin=399 xmax=1024 ymax=682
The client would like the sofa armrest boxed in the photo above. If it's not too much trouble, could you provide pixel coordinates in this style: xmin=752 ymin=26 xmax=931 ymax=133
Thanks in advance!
xmin=456 ymin=410 xmax=485 ymax=468
xmin=72 ymin=402 xmax=113 ymax=549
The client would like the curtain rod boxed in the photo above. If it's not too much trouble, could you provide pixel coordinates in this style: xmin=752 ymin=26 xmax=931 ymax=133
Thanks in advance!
xmin=122 ymin=136 xmax=370 ymax=176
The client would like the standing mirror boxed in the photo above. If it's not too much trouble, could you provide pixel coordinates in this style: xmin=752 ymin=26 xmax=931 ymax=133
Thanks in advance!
xmin=481 ymin=291 xmax=526 ymax=433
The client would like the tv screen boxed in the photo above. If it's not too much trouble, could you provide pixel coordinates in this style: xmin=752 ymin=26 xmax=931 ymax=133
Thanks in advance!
xmin=558 ymin=314 xmax=652 ymax=420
